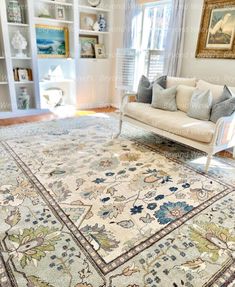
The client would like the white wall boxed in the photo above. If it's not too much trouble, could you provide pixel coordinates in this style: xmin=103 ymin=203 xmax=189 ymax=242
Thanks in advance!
xmin=181 ymin=0 xmax=235 ymax=87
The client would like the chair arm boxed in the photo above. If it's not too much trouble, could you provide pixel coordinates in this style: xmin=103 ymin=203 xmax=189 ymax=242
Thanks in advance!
xmin=213 ymin=112 xmax=235 ymax=147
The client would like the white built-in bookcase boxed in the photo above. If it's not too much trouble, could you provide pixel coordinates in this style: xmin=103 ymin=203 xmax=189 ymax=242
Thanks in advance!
xmin=0 ymin=0 xmax=113 ymax=118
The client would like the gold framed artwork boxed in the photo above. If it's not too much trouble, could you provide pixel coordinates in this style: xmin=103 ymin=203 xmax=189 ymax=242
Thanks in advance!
xmin=35 ymin=25 xmax=69 ymax=58
xmin=196 ymin=0 xmax=235 ymax=59
xmin=79 ymin=35 xmax=98 ymax=58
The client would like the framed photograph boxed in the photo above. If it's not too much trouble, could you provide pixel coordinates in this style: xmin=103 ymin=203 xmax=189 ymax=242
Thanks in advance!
xmin=18 ymin=69 xmax=29 ymax=82
xmin=36 ymin=25 xmax=69 ymax=58
xmin=196 ymin=0 xmax=235 ymax=59
xmin=80 ymin=12 xmax=97 ymax=30
xmin=95 ymin=44 xmax=106 ymax=58
xmin=55 ymin=7 xmax=66 ymax=20
xmin=79 ymin=35 xmax=98 ymax=58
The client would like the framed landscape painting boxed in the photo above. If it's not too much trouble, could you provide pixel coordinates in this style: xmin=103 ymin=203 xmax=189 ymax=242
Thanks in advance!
xmin=79 ymin=35 xmax=98 ymax=58
xmin=36 ymin=25 xmax=69 ymax=58
xmin=196 ymin=0 xmax=235 ymax=59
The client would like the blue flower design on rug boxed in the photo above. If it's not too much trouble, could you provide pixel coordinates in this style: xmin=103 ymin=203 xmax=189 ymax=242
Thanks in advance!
xmin=130 ymin=205 xmax=144 ymax=215
xmin=155 ymin=202 xmax=194 ymax=225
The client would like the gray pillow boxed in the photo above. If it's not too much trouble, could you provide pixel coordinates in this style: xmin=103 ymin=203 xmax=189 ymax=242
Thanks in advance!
xmin=215 ymin=85 xmax=232 ymax=104
xmin=137 ymin=75 xmax=167 ymax=103
xmin=187 ymin=90 xmax=213 ymax=121
xmin=152 ymin=83 xmax=177 ymax=111
xmin=210 ymin=98 xmax=235 ymax=123
xmin=210 ymin=86 xmax=234 ymax=123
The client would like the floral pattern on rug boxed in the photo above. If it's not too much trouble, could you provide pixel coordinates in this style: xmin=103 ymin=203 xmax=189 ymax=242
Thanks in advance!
xmin=0 ymin=115 xmax=234 ymax=287
xmin=3 ymin=127 xmax=229 ymax=265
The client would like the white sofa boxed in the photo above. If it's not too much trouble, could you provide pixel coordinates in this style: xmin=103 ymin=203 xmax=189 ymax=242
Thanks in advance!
xmin=116 ymin=77 xmax=235 ymax=172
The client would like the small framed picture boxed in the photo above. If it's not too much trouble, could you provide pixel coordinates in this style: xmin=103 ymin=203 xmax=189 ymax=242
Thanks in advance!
xmin=18 ymin=69 xmax=29 ymax=82
xmin=95 ymin=44 xmax=106 ymax=58
xmin=55 ymin=7 xmax=65 ymax=20
xmin=79 ymin=35 xmax=98 ymax=58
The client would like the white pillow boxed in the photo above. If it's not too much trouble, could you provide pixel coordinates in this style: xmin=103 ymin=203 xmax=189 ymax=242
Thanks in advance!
xmin=167 ymin=77 xmax=197 ymax=88
xmin=196 ymin=80 xmax=224 ymax=105
xmin=176 ymin=85 xmax=197 ymax=113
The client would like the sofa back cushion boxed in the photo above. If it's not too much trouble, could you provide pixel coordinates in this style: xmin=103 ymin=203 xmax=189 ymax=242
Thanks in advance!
xmin=167 ymin=77 xmax=197 ymax=88
xmin=196 ymin=80 xmax=224 ymax=105
xmin=187 ymin=90 xmax=213 ymax=121
xmin=176 ymin=85 xmax=197 ymax=113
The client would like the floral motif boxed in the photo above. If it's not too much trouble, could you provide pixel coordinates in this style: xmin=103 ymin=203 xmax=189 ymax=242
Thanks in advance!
xmin=8 ymin=226 xmax=61 ymax=268
xmin=155 ymin=202 xmax=194 ymax=224
xmin=147 ymin=203 xmax=157 ymax=210
xmin=190 ymin=222 xmax=235 ymax=262
xmin=119 ymin=153 xmax=140 ymax=162
xmin=91 ymin=157 xmax=119 ymax=171
xmin=130 ymin=205 xmax=144 ymax=215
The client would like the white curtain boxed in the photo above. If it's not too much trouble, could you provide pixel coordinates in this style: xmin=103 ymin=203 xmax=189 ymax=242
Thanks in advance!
xmin=163 ymin=0 xmax=187 ymax=77
xmin=123 ymin=0 xmax=142 ymax=49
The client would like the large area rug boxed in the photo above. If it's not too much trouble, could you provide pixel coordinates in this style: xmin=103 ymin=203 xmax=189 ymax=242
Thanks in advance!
xmin=0 ymin=114 xmax=234 ymax=287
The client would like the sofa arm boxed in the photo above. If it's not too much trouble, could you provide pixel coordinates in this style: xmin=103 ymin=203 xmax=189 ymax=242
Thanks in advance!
xmin=120 ymin=92 xmax=137 ymax=113
xmin=214 ymin=112 xmax=235 ymax=147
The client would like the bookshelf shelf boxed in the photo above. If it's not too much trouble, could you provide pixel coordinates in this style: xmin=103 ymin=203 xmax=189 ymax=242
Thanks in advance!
xmin=38 ymin=0 xmax=73 ymax=7
xmin=78 ymin=5 xmax=110 ymax=12
xmin=34 ymin=17 xmax=73 ymax=25
xmin=8 ymin=22 xmax=29 ymax=27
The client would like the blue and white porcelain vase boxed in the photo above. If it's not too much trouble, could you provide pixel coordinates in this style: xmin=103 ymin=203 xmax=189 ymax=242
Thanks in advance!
xmin=98 ymin=14 xmax=106 ymax=32
xmin=7 ymin=0 xmax=22 ymax=23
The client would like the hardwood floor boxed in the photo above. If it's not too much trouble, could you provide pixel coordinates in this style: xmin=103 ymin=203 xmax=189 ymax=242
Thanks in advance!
xmin=0 ymin=107 xmax=117 ymax=126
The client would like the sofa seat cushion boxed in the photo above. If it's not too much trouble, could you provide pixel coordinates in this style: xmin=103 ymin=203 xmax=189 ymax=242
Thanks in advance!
xmin=124 ymin=102 xmax=216 ymax=144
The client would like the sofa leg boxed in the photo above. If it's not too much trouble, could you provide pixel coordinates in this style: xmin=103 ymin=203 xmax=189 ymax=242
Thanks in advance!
xmin=113 ymin=117 xmax=123 ymax=139
xmin=205 ymin=154 xmax=213 ymax=173
xmin=233 ymin=147 xmax=235 ymax=158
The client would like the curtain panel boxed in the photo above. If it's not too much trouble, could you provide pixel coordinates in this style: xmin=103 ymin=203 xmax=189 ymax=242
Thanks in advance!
xmin=163 ymin=0 xmax=187 ymax=76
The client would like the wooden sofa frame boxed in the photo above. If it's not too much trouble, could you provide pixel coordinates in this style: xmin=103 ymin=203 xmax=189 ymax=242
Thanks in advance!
xmin=115 ymin=93 xmax=235 ymax=173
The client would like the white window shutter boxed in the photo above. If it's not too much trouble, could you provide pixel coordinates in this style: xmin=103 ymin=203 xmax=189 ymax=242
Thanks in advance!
xmin=116 ymin=49 xmax=137 ymax=92
xmin=145 ymin=50 xmax=165 ymax=81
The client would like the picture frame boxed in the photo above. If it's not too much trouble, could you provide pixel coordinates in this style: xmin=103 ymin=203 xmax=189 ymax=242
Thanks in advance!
xmin=196 ymin=0 xmax=235 ymax=59
xmin=13 ymin=68 xmax=33 ymax=82
xmin=36 ymin=25 xmax=69 ymax=58
xmin=55 ymin=6 xmax=65 ymax=20
xmin=18 ymin=69 xmax=29 ymax=82
xmin=95 ymin=44 xmax=106 ymax=58
xmin=79 ymin=35 xmax=98 ymax=58
xmin=80 ymin=12 xmax=97 ymax=30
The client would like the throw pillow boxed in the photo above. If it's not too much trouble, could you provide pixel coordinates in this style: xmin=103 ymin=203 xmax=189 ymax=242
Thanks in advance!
xmin=210 ymin=87 xmax=235 ymax=123
xmin=176 ymin=85 xmax=197 ymax=113
xmin=137 ymin=75 xmax=167 ymax=103
xmin=152 ymin=83 xmax=177 ymax=111
xmin=187 ymin=90 xmax=213 ymax=121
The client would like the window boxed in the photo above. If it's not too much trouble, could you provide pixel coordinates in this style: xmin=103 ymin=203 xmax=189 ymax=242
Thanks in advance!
xmin=141 ymin=1 xmax=171 ymax=51
xmin=140 ymin=1 xmax=172 ymax=81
